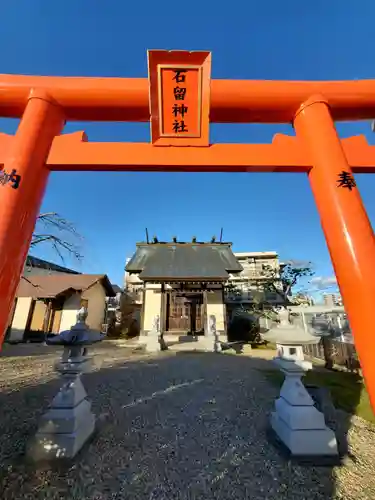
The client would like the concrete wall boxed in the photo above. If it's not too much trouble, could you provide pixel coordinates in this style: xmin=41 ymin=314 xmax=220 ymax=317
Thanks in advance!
xmin=82 ymin=283 xmax=107 ymax=330
xmin=59 ymin=293 xmax=81 ymax=332
xmin=206 ymin=290 xmax=226 ymax=334
xmin=143 ymin=283 xmax=162 ymax=333
xmin=9 ymin=297 xmax=33 ymax=342
xmin=59 ymin=284 xmax=107 ymax=332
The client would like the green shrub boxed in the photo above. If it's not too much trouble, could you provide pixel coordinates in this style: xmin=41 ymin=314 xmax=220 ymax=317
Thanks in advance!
xmin=227 ymin=315 xmax=261 ymax=343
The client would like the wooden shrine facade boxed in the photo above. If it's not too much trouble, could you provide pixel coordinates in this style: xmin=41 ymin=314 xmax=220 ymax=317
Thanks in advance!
xmin=160 ymin=282 xmax=227 ymax=335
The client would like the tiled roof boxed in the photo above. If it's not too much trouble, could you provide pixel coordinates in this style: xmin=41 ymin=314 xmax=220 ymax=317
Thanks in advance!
xmin=126 ymin=243 xmax=243 ymax=281
xmin=17 ymin=273 xmax=116 ymax=298
xmin=25 ymin=255 xmax=80 ymax=274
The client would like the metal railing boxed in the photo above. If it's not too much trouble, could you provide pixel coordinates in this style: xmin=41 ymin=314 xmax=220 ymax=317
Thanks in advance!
xmin=230 ymin=270 xmax=274 ymax=279
xmin=225 ymin=291 xmax=253 ymax=302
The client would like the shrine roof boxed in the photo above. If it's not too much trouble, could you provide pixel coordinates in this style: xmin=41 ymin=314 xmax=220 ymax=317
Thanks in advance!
xmin=126 ymin=243 xmax=243 ymax=281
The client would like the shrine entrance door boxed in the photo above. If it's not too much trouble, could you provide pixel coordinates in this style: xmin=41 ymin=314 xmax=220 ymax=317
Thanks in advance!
xmin=166 ymin=292 xmax=203 ymax=334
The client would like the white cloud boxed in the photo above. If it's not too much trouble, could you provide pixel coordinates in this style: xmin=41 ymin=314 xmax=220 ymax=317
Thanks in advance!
xmin=310 ymin=276 xmax=337 ymax=290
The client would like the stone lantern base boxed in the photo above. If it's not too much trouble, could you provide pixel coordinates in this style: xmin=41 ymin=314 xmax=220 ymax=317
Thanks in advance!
xmin=196 ymin=314 xmax=221 ymax=352
xmin=137 ymin=315 xmax=168 ymax=353
xmin=263 ymin=308 xmax=339 ymax=463
xmin=196 ymin=334 xmax=222 ymax=352
xmin=27 ymin=373 xmax=96 ymax=461
xmin=142 ymin=334 xmax=167 ymax=352
xmin=269 ymin=357 xmax=338 ymax=462
xmin=270 ymin=410 xmax=338 ymax=458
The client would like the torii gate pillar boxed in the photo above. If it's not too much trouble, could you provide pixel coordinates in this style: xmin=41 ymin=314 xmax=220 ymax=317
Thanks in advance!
xmin=0 ymin=93 xmax=64 ymax=336
xmin=295 ymin=96 xmax=375 ymax=398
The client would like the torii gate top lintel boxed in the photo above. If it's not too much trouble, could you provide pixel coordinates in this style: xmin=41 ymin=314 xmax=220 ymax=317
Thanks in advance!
xmin=1 ymin=50 xmax=375 ymax=416
xmin=1 ymin=73 xmax=375 ymax=123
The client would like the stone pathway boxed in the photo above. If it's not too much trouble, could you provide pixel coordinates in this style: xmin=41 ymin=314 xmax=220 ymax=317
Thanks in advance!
xmin=0 ymin=343 xmax=375 ymax=499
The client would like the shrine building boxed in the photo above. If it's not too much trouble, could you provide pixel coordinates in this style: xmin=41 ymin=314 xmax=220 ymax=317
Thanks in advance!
xmin=125 ymin=240 xmax=243 ymax=337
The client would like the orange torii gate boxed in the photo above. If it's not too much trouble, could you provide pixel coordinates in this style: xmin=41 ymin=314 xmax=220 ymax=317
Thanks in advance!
xmin=1 ymin=50 xmax=375 ymax=411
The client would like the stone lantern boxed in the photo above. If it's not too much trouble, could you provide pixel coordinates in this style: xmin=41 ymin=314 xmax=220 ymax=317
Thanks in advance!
xmin=263 ymin=307 xmax=338 ymax=460
xmin=27 ymin=307 xmax=104 ymax=461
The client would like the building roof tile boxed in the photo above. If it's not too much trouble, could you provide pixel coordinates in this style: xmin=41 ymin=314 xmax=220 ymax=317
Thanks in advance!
xmin=126 ymin=243 xmax=243 ymax=281
xmin=17 ymin=273 xmax=115 ymax=298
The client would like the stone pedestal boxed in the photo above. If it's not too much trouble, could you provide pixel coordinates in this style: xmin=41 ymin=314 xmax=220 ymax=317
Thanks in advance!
xmin=270 ymin=356 xmax=338 ymax=458
xmin=138 ymin=315 xmax=167 ymax=352
xmin=199 ymin=315 xmax=221 ymax=352
xmin=264 ymin=308 xmax=338 ymax=460
xmin=28 ymin=345 xmax=96 ymax=460
xmin=27 ymin=308 xmax=102 ymax=461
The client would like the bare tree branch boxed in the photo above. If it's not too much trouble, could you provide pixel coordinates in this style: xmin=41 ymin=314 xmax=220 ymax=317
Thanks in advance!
xmin=36 ymin=212 xmax=80 ymax=236
xmin=20 ymin=212 xmax=83 ymax=287
xmin=30 ymin=212 xmax=83 ymax=264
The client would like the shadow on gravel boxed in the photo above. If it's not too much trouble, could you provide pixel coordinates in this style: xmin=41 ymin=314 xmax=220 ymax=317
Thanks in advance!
xmin=0 ymin=351 xmax=363 ymax=499
xmin=0 ymin=343 xmax=63 ymax=358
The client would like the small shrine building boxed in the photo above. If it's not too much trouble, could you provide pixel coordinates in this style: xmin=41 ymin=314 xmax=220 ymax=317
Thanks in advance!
xmin=125 ymin=241 xmax=243 ymax=337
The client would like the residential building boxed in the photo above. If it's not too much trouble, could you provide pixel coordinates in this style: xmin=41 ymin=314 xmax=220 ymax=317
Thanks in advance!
xmin=105 ymin=284 xmax=123 ymax=312
xmin=291 ymin=293 xmax=315 ymax=306
xmin=225 ymin=251 xmax=285 ymax=309
xmin=124 ymin=258 xmax=144 ymax=304
xmin=323 ymin=293 xmax=343 ymax=307
xmin=125 ymin=240 xmax=242 ymax=337
xmin=103 ymin=284 xmax=123 ymax=331
xmin=7 ymin=273 xmax=115 ymax=343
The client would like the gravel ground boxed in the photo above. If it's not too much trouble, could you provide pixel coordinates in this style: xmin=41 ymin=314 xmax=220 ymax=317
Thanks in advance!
xmin=1 ymin=342 xmax=375 ymax=499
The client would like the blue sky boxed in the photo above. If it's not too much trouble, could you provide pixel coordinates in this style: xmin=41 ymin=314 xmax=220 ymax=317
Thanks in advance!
xmin=1 ymin=1 xmax=374 ymax=297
